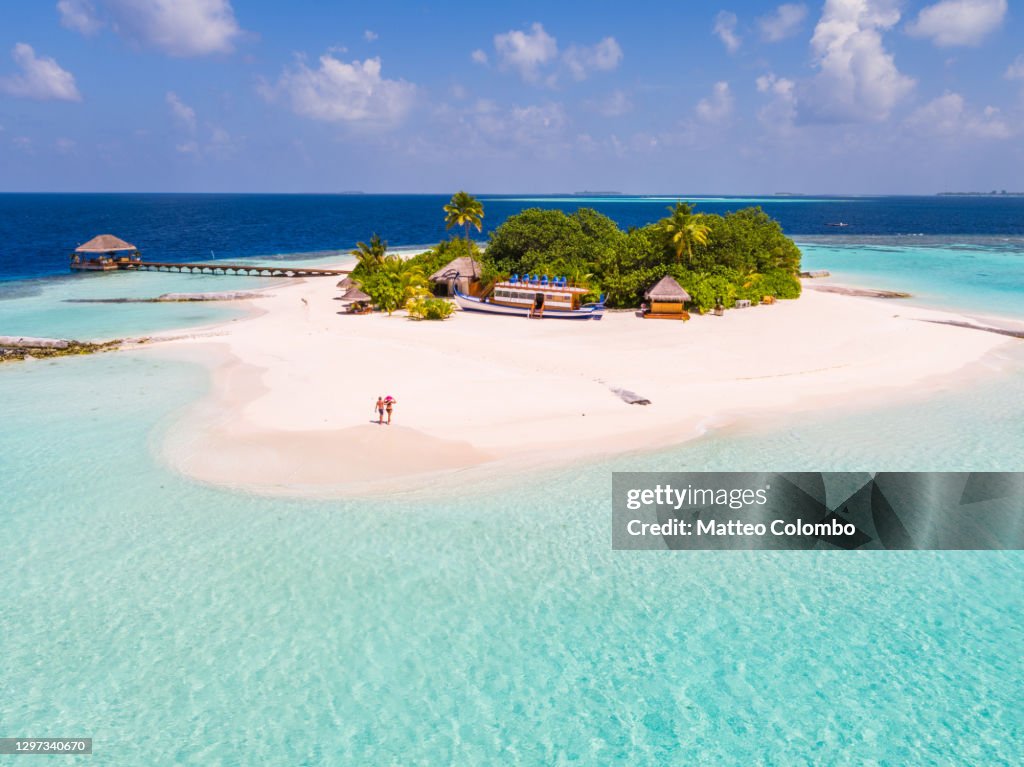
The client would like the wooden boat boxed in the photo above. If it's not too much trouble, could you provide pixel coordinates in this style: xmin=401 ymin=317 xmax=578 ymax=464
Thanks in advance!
xmin=453 ymin=278 xmax=605 ymax=320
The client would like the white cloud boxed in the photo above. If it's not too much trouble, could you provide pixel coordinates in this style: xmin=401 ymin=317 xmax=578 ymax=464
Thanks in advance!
xmin=0 ymin=43 xmax=82 ymax=101
xmin=906 ymin=0 xmax=1006 ymax=47
xmin=756 ymin=73 xmax=797 ymax=129
xmin=364 ymin=30 xmax=378 ymax=42
xmin=494 ymin=22 xmax=558 ymax=81
xmin=714 ymin=11 xmax=741 ymax=53
xmin=205 ymin=125 xmax=237 ymax=157
xmin=508 ymin=103 xmax=567 ymax=142
xmin=57 ymin=0 xmax=103 ymax=35
xmin=906 ymin=91 xmax=1013 ymax=139
xmin=1006 ymin=54 xmax=1024 ymax=80
xmin=95 ymin=0 xmax=242 ymax=56
xmin=803 ymin=0 xmax=915 ymax=122
xmin=696 ymin=81 xmax=734 ymax=123
xmin=759 ymin=4 xmax=808 ymax=42
xmin=587 ymin=89 xmax=632 ymax=117
xmin=261 ymin=54 xmax=416 ymax=127
xmin=55 ymin=137 xmax=77 ymax=153
xmin=471 ymin=49 xmax=488 ymax=65
xmin=448 ymin=98 xmax=569 ymax=151
xmin=165 ymin=91 xmax=196 ymax=132
xmin=563 ymin=37 xmax=622 ymax=81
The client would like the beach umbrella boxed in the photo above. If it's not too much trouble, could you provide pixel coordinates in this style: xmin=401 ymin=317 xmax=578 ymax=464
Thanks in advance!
xmin=340 ymin=287 xmax=371 ymax=303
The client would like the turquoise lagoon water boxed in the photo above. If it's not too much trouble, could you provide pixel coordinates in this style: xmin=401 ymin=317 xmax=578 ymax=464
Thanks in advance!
xmin=2 ymin=240 xmax=1024 ymax=765
xmin=2 ymin=351 xmax=1023 ymax=765
xmin=800 ymin=237 xmax=1024 ymax=320
xmin=0 ymin=250 xmax=366 ymax=341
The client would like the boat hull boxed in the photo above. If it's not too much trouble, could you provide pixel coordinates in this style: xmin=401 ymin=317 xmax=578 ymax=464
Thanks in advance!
xmin=453 ymin=291 xmax=604 ymax=320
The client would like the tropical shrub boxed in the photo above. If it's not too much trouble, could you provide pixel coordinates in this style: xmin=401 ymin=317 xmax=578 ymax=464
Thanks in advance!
xmin=361 ymin=272 xmax=405 ymax=314
xmin=677 ymin=272 xmax=737 ymax=314
xmin=353 ymin=247 xmax=430 ymax=315
xmin=759 ymin=269 xmax=802 ymax=299
xmin=485 ymin=207 xmax=624 ymax=281
xmin=407 ymin=297 xmax=456 ymax=320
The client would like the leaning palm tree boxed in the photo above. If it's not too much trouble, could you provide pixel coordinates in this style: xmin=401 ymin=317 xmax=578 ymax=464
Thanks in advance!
xmin=443 ymin=191 xmax=484 ymax=242
xmin=661 ymin=202 xmax=711 ymax=265
xmin=351 ymin=233 xmax=388 ymax=273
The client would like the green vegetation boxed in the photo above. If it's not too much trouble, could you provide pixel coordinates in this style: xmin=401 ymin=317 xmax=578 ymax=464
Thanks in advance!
xmin=404 ymin=237 xmax=482 ymax=280
xmin=443 ymin=191 xmax=484 ymax=242
xmin=661 ymin=202 xmax=711 ymax=265
xmin=407 ymin=296 xmax=456 ymax=320
xmin=349 ymin=235 xmax=430 ymax=315
xmin=346 ymin=193 xmax=800 ymax=318
xmin=483 ymin=203 xmax=801 ymax=311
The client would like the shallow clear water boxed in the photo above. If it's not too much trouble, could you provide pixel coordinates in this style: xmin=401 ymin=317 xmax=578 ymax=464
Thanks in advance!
xmin=1 ymin=352 xmax=1022 ymax=765
xmin=800 ymin=237 xmax=1024 ymax=319
xmin=0 ymin=271 xmax=254 ymax=340
xmin=3 ymin=210 xmax=1024 ymax=763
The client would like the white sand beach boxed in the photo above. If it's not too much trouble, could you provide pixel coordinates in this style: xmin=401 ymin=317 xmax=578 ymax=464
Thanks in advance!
xmin=153 ymin=268 xmax=1019 ymax=494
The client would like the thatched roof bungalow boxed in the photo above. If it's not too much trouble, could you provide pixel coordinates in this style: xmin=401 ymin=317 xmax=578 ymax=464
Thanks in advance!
xmin=71 ymin=234 xmax=140 ymax=271
xmin=429 ymin=256 xmax=483 ymax=296
xmin=75 ymin=234 xmax=137 ymax=253
xmin=643 ymin=275 xmax=691 ymax=320
xmin=645 ymin=275 xmax=691 ymax=303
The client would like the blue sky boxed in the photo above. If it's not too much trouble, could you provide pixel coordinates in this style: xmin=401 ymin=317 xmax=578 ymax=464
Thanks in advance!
xmin=1 ymin=0 xmax=1022 ymax=193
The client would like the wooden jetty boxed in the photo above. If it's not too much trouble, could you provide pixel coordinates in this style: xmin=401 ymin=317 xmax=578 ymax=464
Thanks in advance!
xmin=116 ymin=261 xmax=351 ymax=278
xmin=70 ymin=233 xmax=351 ymax=278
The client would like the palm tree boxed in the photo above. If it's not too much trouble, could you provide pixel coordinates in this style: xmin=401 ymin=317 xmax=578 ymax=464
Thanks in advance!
xmin=443 ymin=191 xmax=484 ymax=242
xmin=351 ymin=233 xmax=388 ymax=273
xmin=660 ymin=202 xmax=711 ymax=265
xmin=398 ymin=266 xmax=431 ymax=307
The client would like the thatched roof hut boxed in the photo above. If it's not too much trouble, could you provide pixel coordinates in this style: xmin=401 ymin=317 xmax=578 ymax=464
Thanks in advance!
xmin=645 ymin=275 xmax=691 ymax=303
xmin=340 ymin=287 xmax=371 ymax=303
xmin=429 ymin=256 xmax=482 ymax=283
xmin=336 ymin=276 xmax=356 ymax=289
xmin=75 ymin=234 xmax=137 ymax=253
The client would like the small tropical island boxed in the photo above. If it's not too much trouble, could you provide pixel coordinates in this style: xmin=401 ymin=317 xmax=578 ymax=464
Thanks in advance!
xmin=344 ymin=192 xmax=803 ymax=319
xmin=143 ymin=190 xmax=1015 ymax=493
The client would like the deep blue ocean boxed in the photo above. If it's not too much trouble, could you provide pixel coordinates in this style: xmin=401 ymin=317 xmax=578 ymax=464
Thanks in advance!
xmin=2 ymin=193 xmax=1023 ymax=282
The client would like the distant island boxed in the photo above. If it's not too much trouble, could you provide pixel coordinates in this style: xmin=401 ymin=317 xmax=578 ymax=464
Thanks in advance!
xmin=937 ymin=191 xmax=1023 ymax=196
xmin=572 ymin=190 xmax=623 ymax=196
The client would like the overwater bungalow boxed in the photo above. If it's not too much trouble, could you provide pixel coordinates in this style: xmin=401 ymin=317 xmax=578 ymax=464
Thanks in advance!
xmin=71 ymin=234 xmax=140 ymax=271
xmin=429 ymin=256 xmax=484 ymax=296
xmin=643 ymin=275 xmax=691 ymax=320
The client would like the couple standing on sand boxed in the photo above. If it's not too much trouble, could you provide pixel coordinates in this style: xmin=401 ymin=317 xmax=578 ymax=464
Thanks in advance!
xmin=375 ymin=395 xmax=396 ymax=425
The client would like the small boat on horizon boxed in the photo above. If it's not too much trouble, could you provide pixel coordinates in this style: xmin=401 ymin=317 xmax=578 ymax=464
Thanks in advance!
xmin=826 ymin=222 xmax=850 ymax=227
xmin=453 ymin=276 xmax=605 ymax=320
